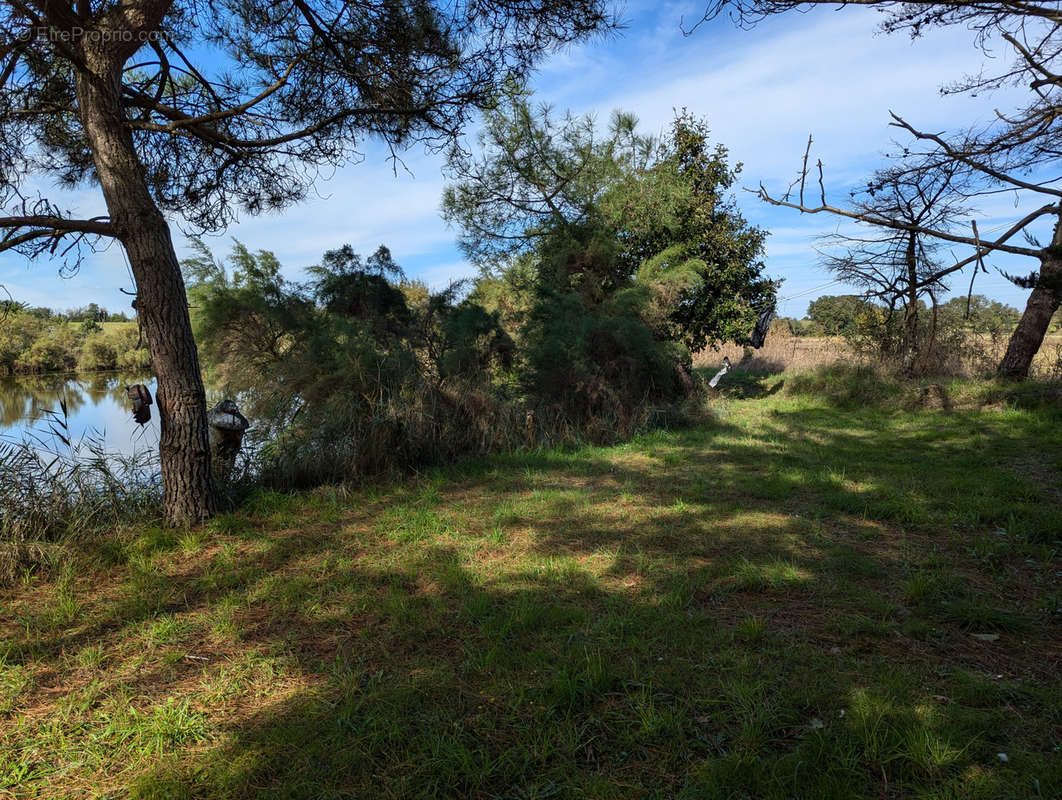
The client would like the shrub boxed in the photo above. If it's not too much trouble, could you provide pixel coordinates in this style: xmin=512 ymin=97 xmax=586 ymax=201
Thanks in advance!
xmin=520 ymin=287 xmax=687 ymax=433
xmin=841 ymin=296 xmax=1021 ymax=379
xmin=15 ymin=323 xmax=80 ymax=373
xmin=0 ymin=313 xmax=149 ymax=375
xmin=78 ymin=332 xmax=119 ymax=371
xmin=188 ymin=238 xmax=702 ymax=489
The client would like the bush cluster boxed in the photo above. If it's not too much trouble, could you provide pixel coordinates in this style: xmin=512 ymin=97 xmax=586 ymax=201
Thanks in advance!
xmin=186 ymin=238 xmax=702 ymax=489
xmin=180 ymin=106 xmax=775 ymax=487
xmin=841 ymin=297 xmax=1025 ymax=378
xmin=0 ymin=313 xmax=150 ymax=376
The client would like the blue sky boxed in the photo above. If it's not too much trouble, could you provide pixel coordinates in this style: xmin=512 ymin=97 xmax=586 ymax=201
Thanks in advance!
xmin=0 ymin=1 xmax=1046 ymax=319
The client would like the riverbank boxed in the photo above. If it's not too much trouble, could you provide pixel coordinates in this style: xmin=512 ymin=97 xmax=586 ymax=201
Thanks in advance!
xmin=3 ymin=372 xmax=1060 ymax=798
xmin=0 ymin=317 xmax=150 ymax=377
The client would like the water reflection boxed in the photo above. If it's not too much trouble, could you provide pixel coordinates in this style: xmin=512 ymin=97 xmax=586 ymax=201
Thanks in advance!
xmin=0 ymin=373 xmax=160 ymax=457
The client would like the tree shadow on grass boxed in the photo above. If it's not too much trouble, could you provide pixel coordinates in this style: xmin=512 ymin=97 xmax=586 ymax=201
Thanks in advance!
xmin=108 ymin=406 xmax=1062 ymax=799
xmin=125 ymin=535 xmax=1059 ymax=800
xmin=6 ymin=398 xmax=1061 ymax=799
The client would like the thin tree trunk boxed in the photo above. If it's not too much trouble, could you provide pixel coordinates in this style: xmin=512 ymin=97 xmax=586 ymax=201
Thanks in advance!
xmin=74 ymin=59 xmax=215 ymax=524
xmin=928 ymin=291 xmax=939 ymax=360
xmin=998 ymin=216 xmax=1062 ymax=380
xmin=901 ymin=231 xmax=919 ymax=378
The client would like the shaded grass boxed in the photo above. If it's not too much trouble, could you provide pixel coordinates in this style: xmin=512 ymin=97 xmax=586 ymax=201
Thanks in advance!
xmin=1 ymin=375 xmax=1060 ymax=798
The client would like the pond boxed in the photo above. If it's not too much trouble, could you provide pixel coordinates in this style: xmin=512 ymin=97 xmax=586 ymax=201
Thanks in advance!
xmin=0 ymin=373 xmax=160 ymax=458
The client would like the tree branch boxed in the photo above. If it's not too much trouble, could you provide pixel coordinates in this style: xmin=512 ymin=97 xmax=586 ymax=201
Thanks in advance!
xmin=889 ymin=113 xmax=1062 ymax=199
xmin=756 ymin=182 xmax=1054 ymax=259
xmin=0 ymin=215 xmax=114 ymax=237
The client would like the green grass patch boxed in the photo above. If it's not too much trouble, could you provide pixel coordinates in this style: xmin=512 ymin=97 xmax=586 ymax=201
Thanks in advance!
xmin=3 ymin=374 xmax=1060 ymax=798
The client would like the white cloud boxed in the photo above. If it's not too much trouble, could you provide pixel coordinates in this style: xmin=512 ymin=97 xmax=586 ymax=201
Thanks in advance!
xmin=189 ymin=152 xmax=456 ymax=275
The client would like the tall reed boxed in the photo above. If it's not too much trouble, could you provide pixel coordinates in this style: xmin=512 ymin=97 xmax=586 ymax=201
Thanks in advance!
xmin=0 ymin=399 xmax=160 ymax=581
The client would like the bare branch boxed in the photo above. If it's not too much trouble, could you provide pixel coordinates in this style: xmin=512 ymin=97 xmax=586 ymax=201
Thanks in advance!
xmin=0 ymin=214 xmax=114 ymax=237
xmin=889 ymin=113 xmax=1062 ymax=199
xmin=756 ymin=182 xmax=1053 ymax=259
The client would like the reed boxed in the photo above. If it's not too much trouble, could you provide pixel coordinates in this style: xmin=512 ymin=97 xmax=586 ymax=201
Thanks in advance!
xmin=0 ymin=399 xmax=160 ymax=582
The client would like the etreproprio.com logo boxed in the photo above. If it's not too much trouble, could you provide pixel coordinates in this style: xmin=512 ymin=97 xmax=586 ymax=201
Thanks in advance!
xmin=15 ymin=26 xmax=165 ymax=44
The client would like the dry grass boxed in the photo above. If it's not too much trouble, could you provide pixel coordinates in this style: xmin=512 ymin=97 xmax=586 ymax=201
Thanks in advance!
xmin=696 ymin=331 xmax=849 ymax=375
xmin=695 ymin=327 xmax=1062 ymax=379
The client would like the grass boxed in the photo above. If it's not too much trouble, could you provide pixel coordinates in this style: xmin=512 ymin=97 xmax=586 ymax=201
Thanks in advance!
xmin=697 ymin=330 xmax=1062 ymax=380
xmin=1 ymin=371 xmax=1060 ymax=798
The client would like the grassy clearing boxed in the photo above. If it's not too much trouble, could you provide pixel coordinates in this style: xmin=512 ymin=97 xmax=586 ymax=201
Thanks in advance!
xmin=2 ymin=372 xmax=1060 ymax=799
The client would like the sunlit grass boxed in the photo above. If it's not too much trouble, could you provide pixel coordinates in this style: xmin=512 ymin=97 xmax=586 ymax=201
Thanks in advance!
xmin=1 ymin=373 xmax=1060 ymax=798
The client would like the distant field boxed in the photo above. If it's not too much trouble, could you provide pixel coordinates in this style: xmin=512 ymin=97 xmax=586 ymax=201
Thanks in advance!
xmin=696 ymin=332 xmax=1062 ymax=379
xmin=2 ymin=372 xmax=1059 ymax=798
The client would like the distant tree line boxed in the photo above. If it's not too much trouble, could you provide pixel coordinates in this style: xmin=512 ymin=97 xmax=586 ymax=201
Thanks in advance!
xmin=788 ymin=294 xmax=1033 ymax=338
xmin=0 ymin=302 xmax=148 ymax=376
xmin=1 ymin=300 xmax=131 ymax=324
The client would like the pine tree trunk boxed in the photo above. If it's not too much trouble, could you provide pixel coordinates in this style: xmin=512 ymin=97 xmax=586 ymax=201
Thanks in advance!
xmin=74 ymin=56 xmax=215 ymax=524
xmin=998 ymin=217 xmax=1062 ymax=380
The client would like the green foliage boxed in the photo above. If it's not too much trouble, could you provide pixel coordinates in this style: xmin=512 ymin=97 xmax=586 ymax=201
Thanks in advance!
xmin=0 ymin=313 xmax=42 ymax=374
xmin=806 ymin=295 xmax=875 ymax=336
xmin=186 ymin=100 xmax=777 ymax=486
xmin=78 ymin=325 xmax=150 ymax=372
xmin=14 ymin=324 xmax=81 ymax=374
xmin=307 ymin=245 xmax=411 ymax=338
xmin=520 ymin=286 xmax=685 ymax=426
xmin=775 ymin=316 xmax=823 ymax=336
xmin=443 ymin=93 xmax=775 ymax=353
xmin=187 ymin=241 xmax=523 ymax=487
xmin=620 ymin=111 xmax=775 ymax=351
xmin=846 ymin=295 xmax=1024 ymax=377
xmin=429 ymin=295 xmax=515 ymax=380
xmin=938 ymin=296 xmax=1022 ymax=334
xmin=0 ymin=306 xmax=149 ymax=376
xmin=438 ymin=93 xmax=781 ymax=437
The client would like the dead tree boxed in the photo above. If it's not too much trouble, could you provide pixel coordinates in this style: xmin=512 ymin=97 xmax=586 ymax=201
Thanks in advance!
xmin=817 ymin=159 xmax=971 ymax=376
xmin=697 ymin=1 xmax=1062 ymax=379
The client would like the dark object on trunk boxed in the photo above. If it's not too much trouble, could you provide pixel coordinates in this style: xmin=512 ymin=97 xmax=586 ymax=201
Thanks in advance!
xmin=208 ymin=400 xmax=250 ymax=482
xmin=126 ymin=384 xmax=153 ymax=425
xmin=750 ymin=305 xmax=775 ymax=349
xmin=708 ymin=356 xmax=732 ymax=389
